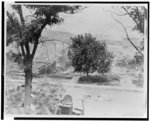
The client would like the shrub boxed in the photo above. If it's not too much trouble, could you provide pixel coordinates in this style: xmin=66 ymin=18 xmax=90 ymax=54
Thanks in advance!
xmin=6 ymin=82 xmax=66 ymax=114
xmin=78 ymin=74 xmax=120 ymax=86
xmin=34 ymin=83 xmax=66 ymax=114
xmin=132 ymin=74 xmax=144 ymax=87
xmin=69 ymin=33 xmax=113 ymax=76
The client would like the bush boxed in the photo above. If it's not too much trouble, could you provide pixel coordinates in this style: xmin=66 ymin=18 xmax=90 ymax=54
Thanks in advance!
xmin=6 ymin=82 xmax=66 ymax=114
xmin=69 ymin=33 xmax=113 ymax=76
xmin=132 ymin=73 xmax=144 ymax=88
xmin=116 ymin=54 xmax=143 ymax=70
xmin=34 ymin=83 xmax=66 ymax=114
xmin=78 ymin=76 xmax=106 ymax=83
xmin=78 ymin=75 xmax=120 ymax=85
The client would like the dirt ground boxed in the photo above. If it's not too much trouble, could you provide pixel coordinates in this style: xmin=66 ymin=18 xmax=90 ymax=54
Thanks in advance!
xmin=64 ymin=84 xmax=146 ymax=117
xmin=5 ymin=76 xmax=146 ymax=117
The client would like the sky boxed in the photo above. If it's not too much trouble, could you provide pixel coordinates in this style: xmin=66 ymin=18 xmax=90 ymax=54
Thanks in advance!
xmin=48 ymin=5 xmax=142 ymax=41
xmin=6 ymin=4 xmax=143 ymax=41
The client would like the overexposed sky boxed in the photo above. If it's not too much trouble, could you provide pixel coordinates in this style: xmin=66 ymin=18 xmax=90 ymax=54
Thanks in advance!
xmin=50 ymin=5 xmax=135 ymax=40
xmin=6 ymin=4 xmax=143 ymax=41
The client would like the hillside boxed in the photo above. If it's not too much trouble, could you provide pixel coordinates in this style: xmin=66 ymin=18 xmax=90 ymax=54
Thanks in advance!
xmin=34 ymin=30 xmax=74 ymax=63
xmin=36 ymin=30 xmax=141 ymax=62
xmin=6 ymin=30 xmax=142 ymax=76
xmin=42 ymin=30 xmax=74 ymax=44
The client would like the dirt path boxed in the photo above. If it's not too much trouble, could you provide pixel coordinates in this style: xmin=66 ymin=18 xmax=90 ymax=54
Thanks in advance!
xmin=63 ymin=84 xmax=145 ymax=117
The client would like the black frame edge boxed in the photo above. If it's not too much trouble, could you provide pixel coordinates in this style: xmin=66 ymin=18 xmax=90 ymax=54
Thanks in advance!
xmin=1 ymin=1 xmax=5 ymax=120
xmin=14 ymin=1 xmax=149 ymax=3
xmin=14 ymin=117 xmax=149 ymax=120
xmin=147 ymin=1 xmax=149 ymax=121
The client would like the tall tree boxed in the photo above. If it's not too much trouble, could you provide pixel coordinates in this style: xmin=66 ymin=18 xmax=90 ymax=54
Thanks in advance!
xmin=7 ymin=4 xmax=81 ymax=111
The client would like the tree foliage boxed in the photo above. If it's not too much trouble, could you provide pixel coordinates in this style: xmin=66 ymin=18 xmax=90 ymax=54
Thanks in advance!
xmin=7 ymin=4 xmax=81 ymax=110
xmin=121 ymin=6 xmax=145 ymax=34
xmin=110 ymin=6 xmax=145 ymax=34
xmin=69 ymin=33 xmax=113 ymax=76
xmin=7 ymin=5 xmax=81 ymax=60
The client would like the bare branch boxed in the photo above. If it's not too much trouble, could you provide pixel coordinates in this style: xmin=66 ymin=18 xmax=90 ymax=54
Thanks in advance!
xmin=122 ymin=6 xmax=139 ymax=27
xmin=105 ymin=10 xmax=127 ymax=16
xmin=112 ymin=15 xmax=143 ymax=57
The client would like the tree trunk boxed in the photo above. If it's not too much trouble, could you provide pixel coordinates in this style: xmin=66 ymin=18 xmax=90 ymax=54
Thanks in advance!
xmin=86 ymin=72 xmax=89 ymax=77
xmin=24 ymin=59 xmax=33 ymax=112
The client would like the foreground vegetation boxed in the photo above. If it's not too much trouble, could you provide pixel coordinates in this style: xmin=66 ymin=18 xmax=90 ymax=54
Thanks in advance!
xmin=6 ymin=82 xmax=65 ymax=114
